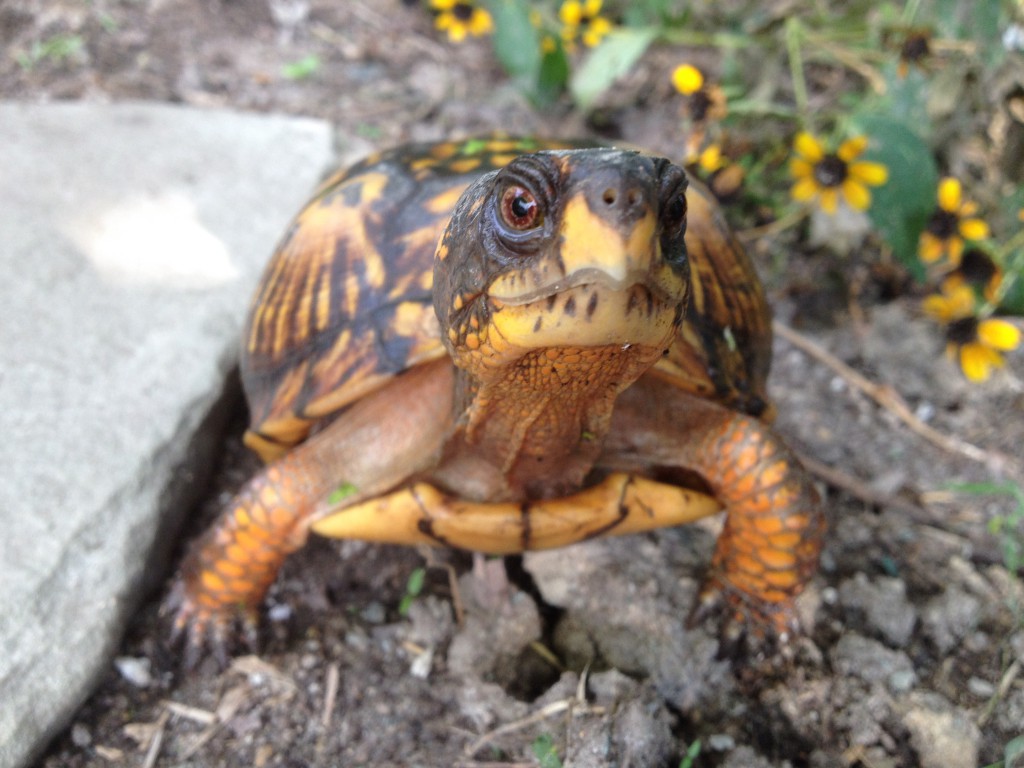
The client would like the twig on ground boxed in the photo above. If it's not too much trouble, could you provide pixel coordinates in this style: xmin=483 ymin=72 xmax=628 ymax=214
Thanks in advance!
xmin=773 ymin=320 xmax=1018 ymax=477
xmin=464 ymin=698 xmax=605 ymax=758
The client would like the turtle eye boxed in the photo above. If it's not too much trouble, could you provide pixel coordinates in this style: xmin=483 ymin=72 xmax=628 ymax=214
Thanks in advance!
xmin=661 ymin=189 xmax=687 ymax=236
xmin=499 ymin=184 xmax=542 ymax=230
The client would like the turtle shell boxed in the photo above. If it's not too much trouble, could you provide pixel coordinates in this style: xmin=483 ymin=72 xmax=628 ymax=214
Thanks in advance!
xmin=241 ymin=138 xmax=771 ymax=463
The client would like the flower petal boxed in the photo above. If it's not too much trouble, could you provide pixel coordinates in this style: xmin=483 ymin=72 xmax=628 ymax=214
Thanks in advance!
xmin=671 ymin=64 xmax=704 ymax=95
xmin=819 ymin=187 xmax=838 ymax=214
xmin=958 ymin=217 xmax=989 ymax=241
xmin=977 ymin=319 xmax=1021 ymax=351
xmin=849 ymin=161 xmax=889 ymax=187
xmin=947 ymin=236 xmax=964 ymax=267
xmin=559 ymin=1 xmax=582 ymax=25
xmin=937 ymin=177 xmax=962 ymax=213
xmin=837 ymin=135 xmax=868 ymax=162
xmin=794 ymin=132 xmax=824 ymax=163
xmin=789 ymin=157 xmax=813 ymax=180
xmin=960 ymin=343 xmax=1001 ymax=382
xmin=923 ymin=294 xmax=954 ymax=321
xmin=791 ymin=177 xmax=819 ymax=202
xmin=918 ymin=232 xmax=945 ymax=263
xmin=842 ymin=179 xmax=871 ymax=211
xmin=585 ymin=0 xmax=603 ymax=14
xmin=431 ymin=0 xmax=456 ymax=9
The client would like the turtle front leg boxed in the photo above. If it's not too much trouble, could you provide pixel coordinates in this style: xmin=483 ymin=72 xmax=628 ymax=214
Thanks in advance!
xmin=166 ymin=360 xmax=456 ymax=664
xmin=604 ymin=375 xmax=825 ymax=649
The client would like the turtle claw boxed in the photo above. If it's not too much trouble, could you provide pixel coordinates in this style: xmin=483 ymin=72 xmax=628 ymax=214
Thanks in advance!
xmin=162 ymin=579 xmax=259 ymax=670
xmin=686 ymin=574 xmax=803 ymax=661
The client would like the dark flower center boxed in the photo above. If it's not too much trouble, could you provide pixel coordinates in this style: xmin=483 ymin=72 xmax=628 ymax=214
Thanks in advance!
xmin=901 ymin=33 xmax=931 ymax=62
xmin=957 ymin=248 xmax=998 ymax=286
xmin=813 ymin=155 xmax=848 ymax=188
xmin=946 ymin=316 xmax=979 ymax=345
xmin=926 ymin=208 xmax=960 ymax=240
xmin=453 ymin=2 xmax=474 ymax=20
xmin=689 ymin=91 xmax=712 ymax=121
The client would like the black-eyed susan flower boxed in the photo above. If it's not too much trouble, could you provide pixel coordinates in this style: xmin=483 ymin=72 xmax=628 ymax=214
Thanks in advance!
xmin=431 ymin=0 xmax=493 ymax=42
xmin=918 ymin=177 xmax=990 ymax=267
xmin=943 ymin=247 xmax=1002 ymax=302
xmin=671 ymin=63 xmax=727 ymax=123
xmin=897 ymin=30 xmax=932 ymax=78
xmin=923 ymin=282 xmax=1021 ymax=382
xmin=559 ymin=0 xmax=612 ymax=48
xmin=687 ymin=143 xmax=745 ymax=203
xmin=789 ymin=132 xmax=889 ymax=215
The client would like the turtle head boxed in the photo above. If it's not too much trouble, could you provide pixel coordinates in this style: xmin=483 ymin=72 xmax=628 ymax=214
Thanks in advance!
xmin=432 ymin=148 xmax=691 ymax=376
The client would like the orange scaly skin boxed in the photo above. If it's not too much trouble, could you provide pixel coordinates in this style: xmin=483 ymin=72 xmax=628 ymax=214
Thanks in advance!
xmin=168 ymin=452 xmax=318 ymax=660
xmin=605 ymin=376 xmax=824 ymax=642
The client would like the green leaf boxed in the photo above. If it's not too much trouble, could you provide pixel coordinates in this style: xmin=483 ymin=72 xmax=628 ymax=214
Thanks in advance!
xmin=327 ymin=481 xmax=358 ymax=506
xmin=850 ymin=114 xmax=937 ymax=277
xmin=406 ymin=567 xmax=426 ymax=598
xmin=679 ymin=739 xmax=702 ymax=768
xmin=534 ymin=42 xmax=570 ymax=107
xmin=570 ymin=27 xmax=658 ymax=110
xmin=531 ymin=733 xmax=563 ymax=768
xmin=282 ymin=54 xmax=321 ymax=80
xmin=487 ymin=0 xmax=541 ymax=83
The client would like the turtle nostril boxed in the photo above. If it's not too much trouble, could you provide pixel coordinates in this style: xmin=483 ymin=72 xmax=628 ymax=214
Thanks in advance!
xmin=602 ymin=187 xmax=618 ymax=206
xmin=626 ymin=188 xmax=642 ymax=207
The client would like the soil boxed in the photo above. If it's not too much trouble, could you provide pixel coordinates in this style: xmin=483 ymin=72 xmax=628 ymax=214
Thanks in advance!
xmin=6 ymin=1 xmax=1024 ymax=767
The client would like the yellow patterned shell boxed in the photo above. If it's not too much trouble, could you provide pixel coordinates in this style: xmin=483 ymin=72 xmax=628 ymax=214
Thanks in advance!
xmin=242 ymin=138 xmax=771 ymax=462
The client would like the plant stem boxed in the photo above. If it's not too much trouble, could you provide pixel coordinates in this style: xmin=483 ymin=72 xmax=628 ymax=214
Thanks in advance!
xmin=786 ymin=18 xmax=809 ymax=122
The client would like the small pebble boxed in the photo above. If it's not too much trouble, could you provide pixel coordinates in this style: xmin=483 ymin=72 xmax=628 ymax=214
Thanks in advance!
xmin=967 ymin=677 xmax=995 ymax=698
xmin=409 ymin=646 xmax=434 ymax=679
xmin=70 ymin=723 xmax=91 ymax=748
xmin=267 ymin=603 xmax=292 ymax=622
xmin=360 ymin=601 xmax=386 ymax=624
xmin=113 ymin=656 xmax=152 ymax=688
xmin=708 ymin=733 xmax=736 ymax=751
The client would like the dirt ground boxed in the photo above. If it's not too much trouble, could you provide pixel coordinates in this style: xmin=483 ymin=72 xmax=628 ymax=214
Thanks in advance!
xmin=6 ymin=1 xmax=1024 ymax=766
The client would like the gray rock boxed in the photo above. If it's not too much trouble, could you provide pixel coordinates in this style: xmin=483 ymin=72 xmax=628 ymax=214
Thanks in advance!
xmin=721 ymin=745 xmax=775 ymax=768
xmin=901 ymin=691 xmax=980 ymax=768
xmin=831 ymin=633 xmax=916 ymax=692
xmin=922 ymin=585 xmax=981 ymax=654
xmin=838 ymin=573 xmax=917 ymax=647
xmin=0 ymin=102 xmax=332 ymax=768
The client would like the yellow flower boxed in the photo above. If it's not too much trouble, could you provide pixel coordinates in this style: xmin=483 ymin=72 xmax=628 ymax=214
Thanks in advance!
xmin=671 ymin=63 xmax=726 ymax=122
xmin=923 ymin=282 xmax=1021 ymax=382
xmin=789 ymin=132 xmax=889 ymax=215
xmin=918 ymin=177 xmax=990 ymax=267
xmin=672 ymin=64 xmax=704 ymax=95
xmin=431 ymin=0 xmax=493 ymax=42
xmin=897 ymin=30 xmax=932 ymax=78
xmin=942 ymin=247 xmax=1002 ymax=302
xmin=559 ymin=0 xmax=613 ymax=48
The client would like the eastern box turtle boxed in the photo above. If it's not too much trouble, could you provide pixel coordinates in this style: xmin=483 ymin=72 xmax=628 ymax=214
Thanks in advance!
xmin=169 ymin=137 xmax=825 ymax=659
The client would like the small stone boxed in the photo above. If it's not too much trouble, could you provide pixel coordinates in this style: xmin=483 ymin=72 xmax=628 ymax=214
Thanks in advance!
xmin=902 ymin=692 xmax=980 ymax=768
xmin=360 ymin=601 xmax=386 ymax=624
xmin=838 ymin=573 xmax=916 ymax=647
xmin=70 ymin=723 xmax=91 ymax=748
xmin=267 ymin=603 xmax=292 ymax=622
xmin=113 ymin=656 xmax=152 ymax=688
xmin=922 ymin=586 xmax=981 ymax=654
xmin=708 ymin=733 xmax=736 ymax=751
xmin=721 ymin=745 xmax=774 ymax=768
xmin=966 ymin=676 xmax=995 ymax=698
xmin=831 ymin=633 xmax=916 ymax=692
xmin=409 ymin=646 xmax=433 ymax=680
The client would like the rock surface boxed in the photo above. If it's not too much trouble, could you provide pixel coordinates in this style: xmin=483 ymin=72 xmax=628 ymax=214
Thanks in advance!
xmin=0 ymin=102 xmax=332 ymax=768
